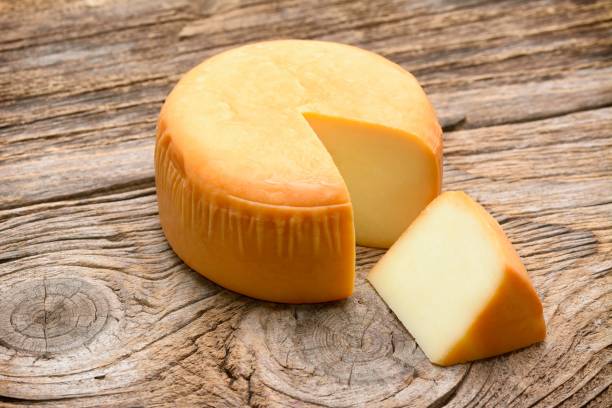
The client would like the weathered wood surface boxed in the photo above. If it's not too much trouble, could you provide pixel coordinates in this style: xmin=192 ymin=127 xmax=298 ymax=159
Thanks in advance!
xmin=0 ymin=0 xmax=610 ymax=406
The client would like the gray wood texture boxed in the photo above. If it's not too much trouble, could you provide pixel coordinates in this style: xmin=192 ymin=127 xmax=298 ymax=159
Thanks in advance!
xmin=0 ymin=0 xmax=610 ymax=406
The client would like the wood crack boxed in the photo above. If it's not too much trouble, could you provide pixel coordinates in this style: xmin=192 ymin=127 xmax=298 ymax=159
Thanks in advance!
xmin=0 ymin=177 xmax=155 ymax=211
xmin=0 ymin=99 xmax=163 ymax=131
xmin=0 ymin=74 xmax=169 ymax=105
xmin=0 ymin=15 xmax=192 ymax=54
xmin=446 ymin=100 xmax=612 ymax=134
xmin=428 ymin=364 xmax=473 ymax=408
xmin=42 ymin=275 xmax=48 ymax=354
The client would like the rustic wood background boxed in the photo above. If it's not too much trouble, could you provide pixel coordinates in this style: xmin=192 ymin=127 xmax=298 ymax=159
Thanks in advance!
xmin=0 ymin=0 xmax=611 ymax=406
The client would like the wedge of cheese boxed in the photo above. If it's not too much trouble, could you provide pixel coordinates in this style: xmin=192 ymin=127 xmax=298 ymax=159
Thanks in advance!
xmin=368 ymin=191 xmax=546 ymax=365
xmin=155 ymin=40 xmax=442 ymax=303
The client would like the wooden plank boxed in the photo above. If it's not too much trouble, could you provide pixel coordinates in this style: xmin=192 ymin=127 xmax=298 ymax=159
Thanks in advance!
xmin=1 ymin=0 xmax=610 ymax=209
xmin=2 ymin=67 xmax=611 ymax=210
xmin=1 ymin=0 xmax=609 ymax=104
xmin=1 ymin=0 xmax=610 ymax=128
xmin=0 ymin=0 xmax=611 ymax=406
xmin=1 ymin=106 xmax=610 ymax=406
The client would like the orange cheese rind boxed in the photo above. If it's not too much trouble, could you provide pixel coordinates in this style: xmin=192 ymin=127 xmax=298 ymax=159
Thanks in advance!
xmin=156 ymin=124 xmax=355 ymax=303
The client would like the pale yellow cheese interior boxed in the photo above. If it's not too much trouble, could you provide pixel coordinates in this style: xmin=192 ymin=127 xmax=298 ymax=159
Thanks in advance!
xmin=156 ymin=40 xmax=442 ymax=302
xmin=368 ymin=191 xmax=546 ymax=365
xmin=305 ymin=113 xmax=439 ymax=247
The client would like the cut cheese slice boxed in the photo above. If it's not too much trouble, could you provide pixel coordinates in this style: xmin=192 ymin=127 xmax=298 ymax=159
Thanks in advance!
xmin=367 ymin=191 xmax=546 ymax=365
xmin=155 ymin=40 xmax=442 ymax=303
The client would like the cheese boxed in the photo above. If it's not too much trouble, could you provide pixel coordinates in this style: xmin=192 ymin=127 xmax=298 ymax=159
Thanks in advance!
xmin=368 ymin=191 xmax=546 ymax=365
xmin=155 ymin=40 xmax=442 ymax=303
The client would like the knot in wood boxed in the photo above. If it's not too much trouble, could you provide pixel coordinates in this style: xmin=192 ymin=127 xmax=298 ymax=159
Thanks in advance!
xmin=294 ymin=307 xmax=411 ymax=386
xmin=256 ymin=297 xmax=419 ymax=398
xmin=0 ymin=278 xmax=115 ymax=354
xmin=310 ymin=314 xmax=392 ymax=367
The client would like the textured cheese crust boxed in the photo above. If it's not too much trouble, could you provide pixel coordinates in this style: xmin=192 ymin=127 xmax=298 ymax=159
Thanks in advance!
xmin=156 ymin=127 xmax=355 ymax=303
xmin=156 ymin=40 xmax=441 ymax=303
xmin=368 ymin=191 xmax=546 ymax=365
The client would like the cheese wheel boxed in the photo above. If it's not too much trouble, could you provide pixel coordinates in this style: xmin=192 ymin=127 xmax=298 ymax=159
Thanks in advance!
xmin=368 ymin=191 xmax=546 ymax=365
xmin=155 ymin=40 xmax=442 ymax=303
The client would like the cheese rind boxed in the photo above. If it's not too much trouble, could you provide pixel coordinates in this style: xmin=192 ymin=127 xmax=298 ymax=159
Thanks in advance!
xmin=156 ymin=128 xmax=355 ymax=303
xmin=156 ymin=40 xmax=441 ymax=303
xmin=367 ymin=191 xmax=545 ymax=365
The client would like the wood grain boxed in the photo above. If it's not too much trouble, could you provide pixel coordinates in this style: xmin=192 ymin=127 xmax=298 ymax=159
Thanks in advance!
xmin=0 ymin=0 xmax=611 ymax=406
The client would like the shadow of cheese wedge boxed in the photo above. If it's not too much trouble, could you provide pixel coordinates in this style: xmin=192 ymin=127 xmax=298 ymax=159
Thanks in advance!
xmin=367 ymin=191 xmax=546 ymax=365
xmin=155 ymin=40 xmax=442 ymax=303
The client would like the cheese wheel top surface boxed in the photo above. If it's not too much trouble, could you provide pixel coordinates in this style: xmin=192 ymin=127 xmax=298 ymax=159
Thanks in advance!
xmin=161 ymin=40 xmax=441 ymax=207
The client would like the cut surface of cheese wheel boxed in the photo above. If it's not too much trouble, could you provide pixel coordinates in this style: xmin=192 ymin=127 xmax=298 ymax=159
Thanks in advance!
xmin=155 ymin=40 xmax=442 ymax=303
xmin=367 ymin=191 xmax=546 ymax=365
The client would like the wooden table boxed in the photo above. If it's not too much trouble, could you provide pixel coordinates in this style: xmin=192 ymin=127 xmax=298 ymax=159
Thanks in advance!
xmin=1 ymin=1 xmax=610 ymax=406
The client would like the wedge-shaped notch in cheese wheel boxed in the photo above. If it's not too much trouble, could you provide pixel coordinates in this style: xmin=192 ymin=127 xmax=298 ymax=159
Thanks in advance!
xmin=367 ymin=191 xmax=546 ymax=365
xmin=155 ymin=40 xmax=442 ymax=303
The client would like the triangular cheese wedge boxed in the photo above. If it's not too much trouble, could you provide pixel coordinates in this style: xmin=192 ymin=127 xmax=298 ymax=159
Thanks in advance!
xmin=156 ymin=40 xmax=441 ymax=303
xmin=367 ymin=191 xmax=546 ymax=365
